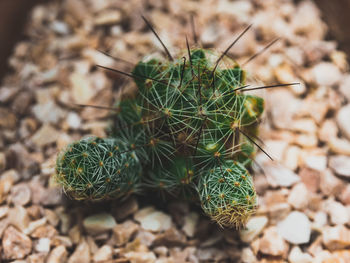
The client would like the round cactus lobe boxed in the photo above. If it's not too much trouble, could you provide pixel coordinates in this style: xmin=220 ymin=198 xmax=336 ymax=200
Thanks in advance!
xmin=55 ymin=137 xmax=142 ymax=200
xmin=197 ymin=160 xmax=257 ymax=228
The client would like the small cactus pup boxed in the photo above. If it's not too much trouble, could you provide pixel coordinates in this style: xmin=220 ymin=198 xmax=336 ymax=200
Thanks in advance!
xmin=55 ymin=136 xmax=142 ymax=201
xmin=197 ymin=160 xmax=256 ymax=228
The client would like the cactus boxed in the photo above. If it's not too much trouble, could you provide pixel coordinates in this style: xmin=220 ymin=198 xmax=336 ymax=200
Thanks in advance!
xmin=53 ymin=16 xmax=297 ymax=228
xmin=55 ymin=137 xmax=142 ymax=200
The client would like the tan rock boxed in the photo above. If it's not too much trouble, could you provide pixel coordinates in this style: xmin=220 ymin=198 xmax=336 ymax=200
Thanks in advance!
xmin=337 ymin=104 xmax=350 ymax=140
xmin=94 ymin=10 xmax=122 ymax=25
xmin=319 ymin=119 xmax=338 ymax=142
xmin=124 ymin=251 xmax=157 ymax=263
xmin=134 ymin=207 xmax=172 ymax=232
xmin=68 ymin=239 xmax=90 ymax=263
xmin=324 ymin=199 xmax=349 ymax=225
xmin=259 ymin=227 xmax=289 ymax=257
xmin=284 ymin=145 xmax=301 ymax=171
xmin=329 ymin=137 xmax=350 ymax=155
xmin=93 ymin=245 xmax=113 ymax=262
xmin=10 ymin=183 xmax=31 ymax=206
xmin=287 ymin=183 xmax=309 ymax=209
xmin=288 ymin=246 xmax=313 ymax=263
xmin=8 ymin=206 xmax=30 ymax=231
xmin=322 ymin=225 xmax=350 ymax=250
xmin=113 ymin=220 xmax=139 ymax=246
xmin=264 ymin=163 xmax=300 ymax=187
xmin=47 ymin=245 xmax=68 ymax=263
xmin=319 ymin=169 xmax=344 ymax=196
xmin=83 ymin=213 xmax=117 ymax=235
xmin=240 ymin=216 xmax=268 ymax=243
xmin=2 ymin=226 xmax=32 ymax=260
xmin=30 ymin=124 xmax=60 ymax=147
xmin=113 ymin=197 xmax=139 ymax=221
xmin=182 ymin=212 xmax=199 ymax=238
xmin=299 ymin=168 xmax=320 ymax=193
xmin=329 ymin=155 xmax=350 ymax=177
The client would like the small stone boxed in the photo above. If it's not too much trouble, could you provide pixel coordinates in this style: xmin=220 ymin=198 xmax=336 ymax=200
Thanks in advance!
xmin=8 ymin=206 xmax=30 ymax=231
xmin=319 ymin=119 xmax=338 ymax=142
xmin=287 ymin=183 xmax=309 ymax=209
xmin=339 ymin=74 xmax=350 ymax=101
xmin=94 ymin=10 xmax=122 ymax=25
xmin=288 ymin=246 xmax=313 ymax=263
xmin=47 ymin=245 xmax=68 ymax=263
xmin=320 ymin=169 xmax=344 ymax=196
xmin=259 ymin=226 xmax=289 ymax=257
xmin=50 ymin=21 xmax=70 ymax=35
xmin=70 ymin=72 xmax=95 ymax=104
xmin=0 ymin=152 xmax=5 ymax=172
xmin=182 ymin=212 xmax=199 ymax=238
xmin=312 ymin=211 xmax=328 ymax=230
xmin=329 ymin=137 xmax=350 ymax=155
xmin=299 ymin=168 xmax=320 ymax=193
xmin=66 ymin=112 xmax=82 ymax=130
xmin=290 ymin=118 xmax=317 ymax=134
xmin=241 ymin=247 xmax=257 ymax=263
xmin=33 ymin=101 xmax=66 ymax=125
xmin=135 ymin=230 xmax=156 ymax=247
xmin=113 ymin=197 xmax=138 ymax=221
xmin=134 ymin=206 xmax=172 ymax=232
xmin=340 ymin=185 xmax=350 ymax=205
xmin=294 ymin=133 xmax=318 ymax=148
xmin=337 ymin=104 xmax=350 ymax=140
xmin=304 ymin=155 xmax=327 ymax=171
xmin=154 ymin=246 xmax=168 ymax=257
xmin=324 ymin=199 xmax=349 ymax=225
xmin=264 ymin=163 xmax=300 ymax=187
xmin=35 ymin=238 xmax=50 ymax=253
xmin=277 ymin=211 xmax=311 ymax=244
xmin=284 ymin=145 xmax=301 ymax=171
xmin=83 ymin=213 xmax=116 ymax=235
xmin=322 ymin=225 xmax=350 ymax=250
xmin=0 ymin=86 xmax=20 ymax=103
xmin=312 ymin=62 xmax=342 ymax=86
xmin=27 ymin=253 xmax=47 ymax=263
xmin=113 ymin=220 xmax=139 ymax=246
xmin=51 ymin=236 xmax=73 ymax=248
xmin=0 ymin=107 xmax=17 ymax=129
xmin=30 ymin=124 xmax=60 ymax=147
xmin=240 ymin=216 xmax=268 ymax=243
xmin=329 ymin=155 xmax=350 ymax=177
xmin=31 ymin=224 xmax=58 ymax=239
xmin=153 ymin=228 xmax=187 ymax=247
xmin=10 ymin=183 xmax=31 ymax=206
xmin=0 ymin=206 xmax=9 ymax=218
xmin=124 ymin=251 xmax=157 ymax=263
xmin=92 ymin=245 xmax=112 ymax=262
xmin=2 ymin=226 xmax=32 ymax=260
xmin=268 ymin=203 xmax=291 ymax=224
xmin=24 ymin=217 xmax=47 ymax=235
xmin=68 ymin=239 xmax=90 ymax=263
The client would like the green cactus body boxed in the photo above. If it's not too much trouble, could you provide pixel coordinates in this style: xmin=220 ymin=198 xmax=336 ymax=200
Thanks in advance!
xmin=55 ymin=137 xmax=142 ymax=200
xmin=197 ymin=160 xmax=256 ymax=228
xmin=55 ymin=44 xmax=265 ymax=227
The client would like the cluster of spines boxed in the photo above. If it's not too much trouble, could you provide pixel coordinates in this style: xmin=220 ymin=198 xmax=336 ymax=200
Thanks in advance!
xmin=55 ymin=137 xmax=142 ymax=201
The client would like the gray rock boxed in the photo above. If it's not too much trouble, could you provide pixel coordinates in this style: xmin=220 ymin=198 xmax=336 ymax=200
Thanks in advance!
xmin=83 ymin=213 xmax=116 ymax=235
xmin=264 ymin=163 xmax=300 ymax=187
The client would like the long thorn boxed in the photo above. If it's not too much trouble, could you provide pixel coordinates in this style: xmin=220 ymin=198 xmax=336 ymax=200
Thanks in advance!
xmin=178 ymin=57 xmax=186 ymax=89
xmin=192 ymin=116 xmax=207 ymax=156
xmin=186 ymin=35 xmax=194 ymax=77
xmin=241 ymin=38 xmax=280 ymax=67
xmin=141 ymin=15 xmax=174 ymax=61
xmin=211 ymin=24 xmax=253 ymax=76
xmin=97 ymin=49 xmax=135 ymax=66
xmin=233 ymin=82 xmax=300 ymax=92
xmin=96 ymin=65 xmax=172 ymax=87
xmin=190 ymin=14 xmax=198 ymax=44
xmin=239 ymin=128 xmax=273 ymax=161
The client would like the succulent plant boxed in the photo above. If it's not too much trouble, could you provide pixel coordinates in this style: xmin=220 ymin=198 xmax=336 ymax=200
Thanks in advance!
xmin=54 ymin=16 xmax=297 ymax=228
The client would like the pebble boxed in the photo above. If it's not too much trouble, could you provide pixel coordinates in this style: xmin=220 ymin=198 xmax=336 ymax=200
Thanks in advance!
xmin=30 ymin=124 xmax=60 ymax=147
xmin=329 ymin=137 xmax=350 ymax=155
xmin=287 ymin=183 xmax=309 ymax=209
xmin=2 ymin=226 xmax=32 ymax=260
xmin=182 ymin=212 xmax=199 ymax=238
xmin=124 ymin=251 xmax=157 ymax=263
xmin=329 ymin=155 xmax=350 ymax=177
xmin=0 ymin=108 xmax=17 ymax=129
xmin=70 ymin=72 xmax=95 ymax=105
xmin=35 ymin=237 xmax=50 ymax=253
xmin=339 ymin=74 xmax=350 ymax=101
xmin=319 ymin=119 xmax=338 ymax=142
xmin=92 ymin=245 xmax=113 ymax=262
xmin=47 ymin=245 xmax=68 ymax=263
xmin=284 ymin=145 xmax=301 ymax=171
xmin=10 ymin=183 xmax=31 ymax=206
xmin=277 ymin=211 xmax=311 ymax=244
xmin=324 ymin=199 xmax=349 ymax=225
xmin=32 ymin=101 xmax=66 ymax=125
xmin=65 ymin=112 xmax=82 ymax=130
xmin=113 ymin=197 xmax=139 ymax=221
xmin=258 ymin=226 xmax=289 ymax=257
xmin=312 ymin=62 xmax=342 ymax=86
xmin=8 ymin=206 xmax=30 ymax=231
xmin=0 ymin=206 xmax=9 ymax=218
xmin=94 ymin=10 xmax=122 ymax=25
xmin=67 ymin=239 xmax=90 ymax=263
xmin=24 ymin=217 xmax=47 ymax=235
xmin=304 ymin=155 xmax=327 ymax=171
xmin=299 ymin=168 xmax=320 ymax=193
xmin=288 ymin=246 xmax=313 ymax=263
xmin=264 ymin=163 xmax=300 ymax=187
xmin=113 ymin=220 xmax=139 ymax=246
xmin=240 ymin=216 xmax=268 ymax=242
xmin=83 ymin=213 xmax=117 ymax=235
xmin=337 ymin=104 xmax=350 ymax=140
xmin=319 ymin=169 xmax=344 ymax=196
xmin=322 ymin=225 xmax=350 ymax=250
xmin=134 ymin=206 xmax=172 ymax=232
